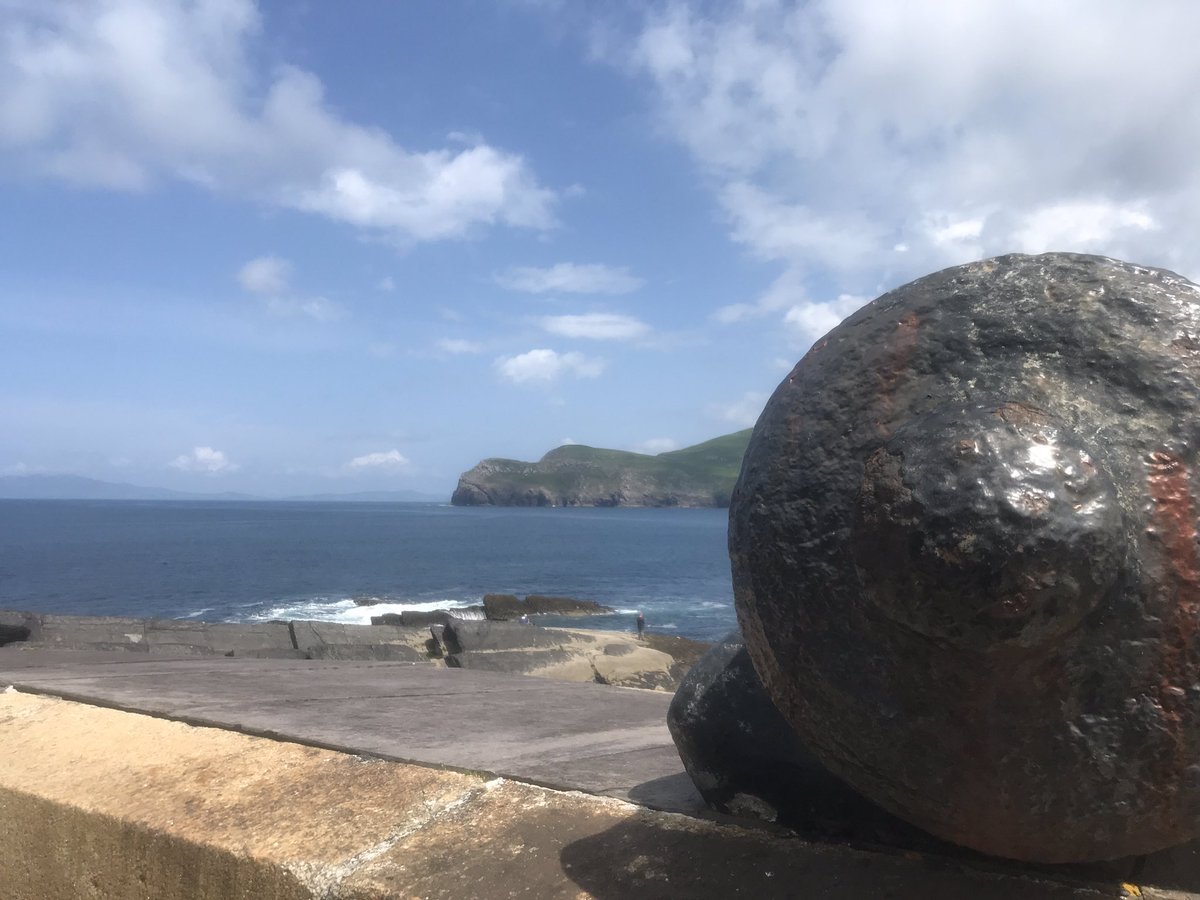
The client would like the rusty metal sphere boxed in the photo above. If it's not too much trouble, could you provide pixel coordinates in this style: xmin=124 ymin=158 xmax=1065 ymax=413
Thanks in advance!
xmin=730 ymin=253 xmax=1200 ymax=862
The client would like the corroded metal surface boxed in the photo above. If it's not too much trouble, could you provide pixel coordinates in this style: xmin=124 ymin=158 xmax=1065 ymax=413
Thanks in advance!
xmin=730 ymin=253 xmax=1200 ymax=862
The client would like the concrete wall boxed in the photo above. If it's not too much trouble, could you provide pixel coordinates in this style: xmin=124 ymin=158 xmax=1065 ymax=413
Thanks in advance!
xmin=0 ymin=691 xmax=1133 ymax=899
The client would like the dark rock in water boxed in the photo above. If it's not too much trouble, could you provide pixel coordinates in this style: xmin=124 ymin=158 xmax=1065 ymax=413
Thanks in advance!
xmin=396 ymin=610 xmax=458 ymax=628
xmin=524 ymin=595 xmax=612 ymax=616
xmin=482 ymin=593 xmax=524 ymax=620
xmin=442 ymin=620 xmax=566 ymax=655
xmin=668 ymin=632 xmax=937 ymax=846
xmin=483 ymin=593 xmax=613 ymax=620
xmin=730 ymin=253 xmax=1200 ymax=863
xmin=370 ymin=614 xmax=403 ymax=626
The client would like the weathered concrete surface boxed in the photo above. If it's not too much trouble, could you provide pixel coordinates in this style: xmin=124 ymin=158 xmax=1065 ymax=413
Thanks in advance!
xmin=731 ymin=253 xmax=1200 ymax=862
xmin=0 ymin=649 xmax=692 ymax=805
xmin=2 ymin=609 xmax=697 ymax=690
xmin=0 ymin=691 xmax=1146 ymax=899
xmin=436 ymin=622 xmax=683 ymax=689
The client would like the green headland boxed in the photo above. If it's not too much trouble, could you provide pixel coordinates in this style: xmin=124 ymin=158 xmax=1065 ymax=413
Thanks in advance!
xmin=451 ymin=429 xmax=753 ymax=508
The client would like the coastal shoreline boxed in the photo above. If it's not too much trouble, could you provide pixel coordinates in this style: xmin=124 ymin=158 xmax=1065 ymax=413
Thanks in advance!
xmin=0 ymin=608 xmax=711 ymax=692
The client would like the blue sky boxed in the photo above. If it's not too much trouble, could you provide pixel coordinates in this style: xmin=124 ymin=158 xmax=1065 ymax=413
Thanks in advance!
xmin=5 ymin=1 xmax=1200 ymax=497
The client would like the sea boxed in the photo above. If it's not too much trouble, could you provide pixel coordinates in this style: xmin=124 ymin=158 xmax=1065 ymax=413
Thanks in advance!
xmin=0 ymin=500 xmax=738 ymax=642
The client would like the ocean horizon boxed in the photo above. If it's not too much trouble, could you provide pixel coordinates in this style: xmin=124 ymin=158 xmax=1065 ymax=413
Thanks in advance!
xmin=0 ymin=500 xmax=738 ymax=642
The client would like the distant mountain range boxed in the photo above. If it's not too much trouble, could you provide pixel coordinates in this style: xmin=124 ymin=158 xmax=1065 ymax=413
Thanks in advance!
xmin=0 ymin=474 xmax=443 ymax=503
xmin=452 ymin=430 xmax=753 ymax=508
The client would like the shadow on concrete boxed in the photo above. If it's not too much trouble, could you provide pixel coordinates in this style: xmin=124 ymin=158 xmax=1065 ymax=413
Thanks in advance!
xmin=607 ymin=774 xmax=1200 ymax=897
xmin=557 ymin=816 xmax=1108 ymax=900
xmin=1132 ymin=838 xmax=1200 ymax=893
xmin=625 ymin=772 xmax=707 ymax=814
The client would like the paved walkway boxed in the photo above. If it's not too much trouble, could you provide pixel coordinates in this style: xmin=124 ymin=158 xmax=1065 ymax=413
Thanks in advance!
xmin=5 ymin=646 xmax=1200 ymax=898
xmin=0 ymin=648 xmax=703 ymax=813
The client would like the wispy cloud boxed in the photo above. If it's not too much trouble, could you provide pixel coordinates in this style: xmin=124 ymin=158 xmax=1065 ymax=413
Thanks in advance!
xmin=495 ymin=263 xmax=643 ymax=294
xmin=236 ymin=255 xmax=343 ymax=322
xmin=494 ymin=348 xmax=605 ymax=385
xmin=616 ymin=0 xmax=1200 ymax=335
xmin=537 ymin=313 xmax=649 ymax=341
xmin=783 ymin=293 xmax=869 ymax=350
xmin=169 ymin=446 xmax=237 ymax=474
xmin=437 ymin=338 xmax=485 ymax=354
xmin=237 ymin=256 xmax=292 ymax=295
xmin=710 ymin=392 xmax=767 ymax=429
xmin=1 ymin=0 xmax=557 ymax=243
xmin=347 ymin=449 xmax=409 ymax=470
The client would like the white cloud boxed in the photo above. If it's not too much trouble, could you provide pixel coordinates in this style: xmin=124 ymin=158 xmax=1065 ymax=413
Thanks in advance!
xmin=783 ymin=293 xmax=869 ymax=349
xmin=713 ymin=269 xmax=804 ymax=324
xmin=495 ymin=263 xmax=644 ymax=294
xmin=236 ymin=255 xmax=343 ymax=321
xmin=1013 ymin=200 xmax=1158 ymax=254
xmin=635 ymin=437 xmax=678 ymax=454
xmin=169 ymin=446 xmax=237 ymax=474
xmin=616 ymin=0 xmax=1200 ymax=328
xmin=538 ymin=313 xmax=649 ymax=341
xmin=494 ymin=348 xmax=605 ymax=385
xmin=377 ymin=276 xmax=396 ymax=292
xmin=711 ymin=392 xmax=768 ymax=429
xmin=263 ymin=295 xmax=343 ymax=322
xmin=560 ymin=437 xmax=578 ymax=446
xmin=1 ymin=0 xmax=557 ymax=243
xmin=347 ymin=449 xmax=409 ymax=470
xmin=237 ymin=256 xmax=291 ymax=295
xmin=437 ymin=338 xmax=484 ymax=354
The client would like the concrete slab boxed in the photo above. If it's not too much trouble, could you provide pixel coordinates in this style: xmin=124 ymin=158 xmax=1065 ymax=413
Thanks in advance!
xmin=0 ymin=651 xmax=694 ymax=808
xmin=4 ymin=647 xmax=1199 ymax=897
xmin=0 ymin=692 xmax=1128 ymax=900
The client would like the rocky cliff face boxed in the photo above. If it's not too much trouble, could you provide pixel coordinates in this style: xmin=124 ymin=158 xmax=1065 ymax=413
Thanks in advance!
xmin=451 ymin=431 xmax=752 ymax=508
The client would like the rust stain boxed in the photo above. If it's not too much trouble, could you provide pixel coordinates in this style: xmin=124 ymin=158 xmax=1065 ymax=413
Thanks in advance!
xmin=1147 ymin=450 xmax=1200 ymax=801
xmin=874 ymin=311 xmax=919 ymax=435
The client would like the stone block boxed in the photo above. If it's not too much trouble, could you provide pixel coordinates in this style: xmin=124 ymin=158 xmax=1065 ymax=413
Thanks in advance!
xmin=481 ymin=593 xmax=523 ymax=620
xmin=441 ymin=620 xmax=566 ymax=654
xmin=39 ymin=615 xmax=147 ymax=647
xmin=307 ymin=644 xmax=426 ymax=662
xmin=445 ymin=648 xmax=574 ymax=674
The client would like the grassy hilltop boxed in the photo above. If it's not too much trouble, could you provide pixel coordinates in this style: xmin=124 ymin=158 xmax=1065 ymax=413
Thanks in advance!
xmin=451 ymin=430 xmax=753 ymax=508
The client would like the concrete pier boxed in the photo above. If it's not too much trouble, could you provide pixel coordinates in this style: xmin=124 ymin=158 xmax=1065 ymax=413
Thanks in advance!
xmin=1 ymin=647 xmax=1197 ymax=898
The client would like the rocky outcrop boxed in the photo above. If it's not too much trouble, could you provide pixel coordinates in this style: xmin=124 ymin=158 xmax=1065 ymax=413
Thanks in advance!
xmin=731 ymin=253 xmax=1200 ymax=863
xmin=451 ymin=430 xmax=751 ymax=508
xmin=482 ymin=593 xmax=613 ymax=620
xmin=1 ymin=609 xmax=705 ymax=692
xmin=430 ymin=619 xmax=700 ymax=690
